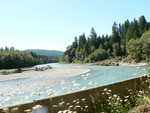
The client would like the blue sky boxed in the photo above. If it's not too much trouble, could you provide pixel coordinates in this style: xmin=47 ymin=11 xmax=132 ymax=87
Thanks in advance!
xmin=0 ymin=0 xmax=150 ymax=51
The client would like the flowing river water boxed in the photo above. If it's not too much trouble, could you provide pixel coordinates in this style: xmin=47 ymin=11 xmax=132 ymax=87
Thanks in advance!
xmin=0 ymin=63 xmax=148 ymax=107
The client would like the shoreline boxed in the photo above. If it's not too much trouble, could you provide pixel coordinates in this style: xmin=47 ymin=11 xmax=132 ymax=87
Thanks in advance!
xmin=58 ymin=62 xmax=147 ymax=67
xmin=118 ymin=62 xmax=147 ymax=66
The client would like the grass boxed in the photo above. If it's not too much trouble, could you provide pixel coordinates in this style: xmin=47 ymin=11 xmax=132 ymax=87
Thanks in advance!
xmin=0 ymin=69 xmax=16 ymax=72
xmin=0 ymin=67 xmax=31 ymax=72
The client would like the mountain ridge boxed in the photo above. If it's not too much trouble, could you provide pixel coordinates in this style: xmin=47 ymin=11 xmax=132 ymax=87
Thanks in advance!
xmin=25 ymin=49 xmax=64 ymax=56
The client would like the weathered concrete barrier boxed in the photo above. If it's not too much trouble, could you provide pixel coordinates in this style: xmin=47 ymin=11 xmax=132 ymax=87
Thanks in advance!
xmin=0 ymin=74 xmax=149 ymax=113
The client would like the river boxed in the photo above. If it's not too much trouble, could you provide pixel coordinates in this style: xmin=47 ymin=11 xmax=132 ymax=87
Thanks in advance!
xmin=0 ymin=63 xmax=148 ymax=107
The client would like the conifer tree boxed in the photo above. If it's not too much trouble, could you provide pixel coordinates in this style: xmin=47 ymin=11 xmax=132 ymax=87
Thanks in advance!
xmin=139 ymin=16 xmax=147 ymax=36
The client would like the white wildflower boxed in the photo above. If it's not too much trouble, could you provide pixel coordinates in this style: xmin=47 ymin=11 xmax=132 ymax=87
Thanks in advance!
xmin=66 ymin=103 xmax=70 ymax=106
xmin=125 ymin=95 xmax=129 ymax=98
xmin=109 ymin=96 xmax=112 ymax=99
xmin=85 ymin=105 xmax=88 ymax=108
xmin=137 ymin=67 xmax=140 ymax=70
xmin=4 ymin=97 xmax=11 ymax=101
xmin=88 ymin=82 xmax=92 ymax=85
xmin=103 ymin=88 xmax=107 ymax=91
xmin=82 ymin=98 xmax=86 ymax=101
xmin=106 ymin=92 xmax=110 ymax=95
xmin=108 ymin=90 xmax=112 ymax=92
xmin=81 ymin=74 xmax=84 ymax=77
xmin=86 ymin=73 xmax=90 ymax=76
xmin=62 ymin=87 xmax=66 ymax=91
xmin=25 ymin=96 xmax=28 ymax=100
xmin=133 ymin=73 xmax=136 ymax=75
xmin=32 ymin=105 xmax=42 ymax=110
xmin=63 ymin=110 xmax=69 ymax=113
xmin=81 ymin=87 xmax=86 ymax=90
xmin=113 ymin=94 xmax=117 ymax=98
xmin=124 ymin=99 xmax=128 ymax=102
xmin=53 ymin=105 xmax=58 ymax=108
xmin=73 ymin=100 xmax=76 ymax=103
xmin=117 ymin=97 xmax=120 ymax=101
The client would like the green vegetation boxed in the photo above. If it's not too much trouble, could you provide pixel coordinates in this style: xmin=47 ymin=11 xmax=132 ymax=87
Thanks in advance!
xmin=0 ymin=47 xmax=56 ymax=69
xmin=25 ymin=49 xmax=64 ymax=63
xmin=60 ymin=16 xmax=150 ymax=64
xmin=97 ymin=88 xmax=150 ymax=113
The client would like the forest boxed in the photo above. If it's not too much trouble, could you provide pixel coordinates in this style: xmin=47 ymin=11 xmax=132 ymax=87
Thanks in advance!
xmin=59 ymin=16 xmax=150 ymax=64
xmin=0 ymin=47 xmax=58 ymax=69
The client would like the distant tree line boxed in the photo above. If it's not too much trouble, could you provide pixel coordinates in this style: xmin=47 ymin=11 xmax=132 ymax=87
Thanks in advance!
xmin=59 ymin=16 xmax=150 ymax=63
xmin=0 ymin=47 xmax=58 ymax=69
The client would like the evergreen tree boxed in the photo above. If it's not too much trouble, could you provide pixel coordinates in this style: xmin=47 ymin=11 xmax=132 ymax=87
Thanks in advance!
xmin=133 ymin=19 xmax=140 ymax=38
xmin=96 ymin=36 xmax=102 ymax=48
xmin=111 ymin=22 xmax=121 ymax=56
xmin=126 ymin=19 xmax=140 ymax=43
xmin=111 ymin=22 xmax=120 ymax=44
xmin=103 ymin=35 xmax=110 ymax=50
xmin=89 ymin=28 xmax=97 ymax=50
xmin=145 ymin=22 xmax=150 ymax=31
xmin=79 ymin=33 xmax=86 ymax=50
xmin=119 ymin=23 xmax=126 ymax=56
xmin=72 ymin=37 xmax=78 ymax=49
xmin=124 ymin=19 xmax=130 ymax=34
xmin=139 ymin=16 xmax=147 ymax=35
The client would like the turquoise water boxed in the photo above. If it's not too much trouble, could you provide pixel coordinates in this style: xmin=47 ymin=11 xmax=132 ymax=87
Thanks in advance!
xmin=48 ymin=65 xmax=147 ymax=94
xmin=0 ymin=64 xmax=148 ymax=107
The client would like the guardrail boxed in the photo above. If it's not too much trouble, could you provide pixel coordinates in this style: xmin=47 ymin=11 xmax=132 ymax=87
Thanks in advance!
xmin=0 ymin=74 xmax=149 ymax=113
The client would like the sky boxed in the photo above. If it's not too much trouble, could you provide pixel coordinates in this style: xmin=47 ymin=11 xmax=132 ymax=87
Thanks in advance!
xmin=0 ymin=0 xmax=150 ymax=51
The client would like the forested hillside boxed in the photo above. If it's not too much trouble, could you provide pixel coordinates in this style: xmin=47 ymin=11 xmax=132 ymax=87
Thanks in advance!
xmin=25 ymin=49 xmax=64 ymax=62
xmin=25 ymin=49 xmax=64 ymax=56
xmin=0 ymin=47 xmax=56 ymax=69
xmin=60 ymin=16 xmax=150 ymax=63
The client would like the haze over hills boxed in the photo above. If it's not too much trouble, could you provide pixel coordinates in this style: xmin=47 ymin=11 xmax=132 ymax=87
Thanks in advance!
xmin=25 ymin=49 xmax=64 ymax=56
